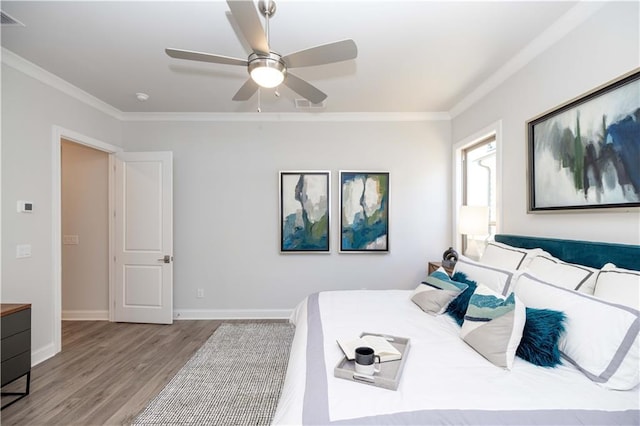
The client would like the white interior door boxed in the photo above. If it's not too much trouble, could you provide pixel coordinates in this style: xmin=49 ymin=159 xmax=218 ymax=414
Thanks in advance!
xmin=114 ymin=151 xmax=173 ymax=324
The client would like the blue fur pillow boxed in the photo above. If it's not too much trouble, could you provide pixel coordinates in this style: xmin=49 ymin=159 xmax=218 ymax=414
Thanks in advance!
xmin=516 ymin=308 xmax=566 ymax=367
xmin=445 ymin=272 xmax=478 ymax=325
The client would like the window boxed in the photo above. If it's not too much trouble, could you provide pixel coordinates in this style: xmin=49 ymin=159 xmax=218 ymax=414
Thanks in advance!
xmin=462 ymin=137 xmax=496 ymax=256
xmin=454 ymin=122 xmax=501 ymax=259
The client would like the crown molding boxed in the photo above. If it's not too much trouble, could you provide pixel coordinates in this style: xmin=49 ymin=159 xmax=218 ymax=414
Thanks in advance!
xmin=2 ymin=48 xmax=448 ymax=122
xmin=120 ymin=111 xmax=450 ymax=122
xmin=7 ymin=0 xmax=606 ymax=127
xmin=449 ymin=1 xmax=606 ymax=118
xmin=1 ymin=47 xmax=124 ymax=120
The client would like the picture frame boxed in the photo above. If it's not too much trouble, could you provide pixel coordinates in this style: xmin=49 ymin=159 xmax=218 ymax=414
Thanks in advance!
xmin=279 ymin=171 xmax=330 ymax=253
xmin=339 ymin=171 xmax=389 ymax=253
xmin=527 ymin=69 xmax=640 ymax=212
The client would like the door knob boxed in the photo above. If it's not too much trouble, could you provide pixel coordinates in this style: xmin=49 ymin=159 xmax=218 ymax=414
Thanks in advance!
xmin=157 ymin=255 xmax=172 ymax=263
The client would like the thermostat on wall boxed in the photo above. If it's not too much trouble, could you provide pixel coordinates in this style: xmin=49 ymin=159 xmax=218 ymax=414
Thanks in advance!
xmin=17 ymin=200 xmax=33 ymax=213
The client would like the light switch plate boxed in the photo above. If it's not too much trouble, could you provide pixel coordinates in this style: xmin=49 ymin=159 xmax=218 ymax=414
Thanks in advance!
xmin=16 ymin=244 xmax=32 ymax=258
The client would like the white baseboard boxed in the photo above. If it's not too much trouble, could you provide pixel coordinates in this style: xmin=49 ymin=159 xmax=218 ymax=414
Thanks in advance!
xmin=173 ymin=309 xmax=292 ymax=320
xmin=61 ymin=309 xmax=290 ymax=321
xmin=32 ymin=342 xmax=57 ymax=366
xmin=62 ymin=310 xmax=109 ymax=321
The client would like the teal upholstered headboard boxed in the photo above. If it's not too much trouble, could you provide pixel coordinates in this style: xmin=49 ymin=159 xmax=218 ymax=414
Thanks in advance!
xmin=494 ymin=234 xmax=640 ymax=271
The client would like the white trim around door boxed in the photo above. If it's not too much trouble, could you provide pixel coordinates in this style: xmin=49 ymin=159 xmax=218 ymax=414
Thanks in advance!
xmin=51 ymin=125 xmax=122 ymax=355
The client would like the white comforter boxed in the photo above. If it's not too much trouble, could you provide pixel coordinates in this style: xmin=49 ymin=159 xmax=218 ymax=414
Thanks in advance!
xmin=272 ymin=290 xmax=639 ymax=425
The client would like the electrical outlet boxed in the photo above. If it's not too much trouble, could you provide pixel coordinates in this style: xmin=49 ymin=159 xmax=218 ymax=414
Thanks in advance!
xmin=63 ymin=235 xmax=79 ymax=245
xmin=197 ymin=288 xmax=204 ymax=299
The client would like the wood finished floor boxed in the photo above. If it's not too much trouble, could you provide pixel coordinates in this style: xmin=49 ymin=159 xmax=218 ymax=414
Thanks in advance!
xmin=1 ymin=320 xmax=223 ymax=425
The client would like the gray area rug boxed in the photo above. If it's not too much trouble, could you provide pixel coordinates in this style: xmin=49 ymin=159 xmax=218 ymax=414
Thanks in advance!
xmin=133 ymin=322 xmax=295 ymax=425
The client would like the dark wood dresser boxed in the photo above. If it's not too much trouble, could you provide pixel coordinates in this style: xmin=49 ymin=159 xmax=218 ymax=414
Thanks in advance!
xmin=1 ymin=303 xmax=31 ymax=409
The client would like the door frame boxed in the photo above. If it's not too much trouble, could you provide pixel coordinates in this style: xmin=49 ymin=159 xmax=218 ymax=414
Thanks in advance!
xmin=52 ymin=125 xmax=122 ymax=354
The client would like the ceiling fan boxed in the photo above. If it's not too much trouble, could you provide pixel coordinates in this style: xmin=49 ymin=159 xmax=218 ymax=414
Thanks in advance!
xmin=165 ymin=0 xmax=357 ymax=105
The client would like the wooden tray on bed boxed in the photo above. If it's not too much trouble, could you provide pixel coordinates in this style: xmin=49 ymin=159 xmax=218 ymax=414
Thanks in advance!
xmin=333 ymin=332 xmax=410 ymax=391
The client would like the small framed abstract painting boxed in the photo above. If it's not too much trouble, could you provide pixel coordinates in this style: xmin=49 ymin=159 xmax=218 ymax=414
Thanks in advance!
xmin=339 ymin=171 xmax=389 ymax=253
xmin=527 ymin=69 xmax=640 ymax=212
xmin=279 ymin=171 xmax=330 ymax=253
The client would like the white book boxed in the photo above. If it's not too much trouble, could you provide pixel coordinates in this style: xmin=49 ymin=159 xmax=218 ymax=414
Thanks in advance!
xmin=336 ymin=334 xmax=402 ymax=362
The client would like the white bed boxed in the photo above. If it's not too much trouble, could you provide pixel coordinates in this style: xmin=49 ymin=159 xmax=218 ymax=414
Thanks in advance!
xmin=272 ymin=236 xmax=640 ymax=425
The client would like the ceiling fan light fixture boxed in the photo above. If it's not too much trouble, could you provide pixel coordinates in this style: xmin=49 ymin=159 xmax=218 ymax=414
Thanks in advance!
xmin=248 ymin=53 xmax=286 ymax=88
xmin=166 ymin=0 xmax=357 ymax=103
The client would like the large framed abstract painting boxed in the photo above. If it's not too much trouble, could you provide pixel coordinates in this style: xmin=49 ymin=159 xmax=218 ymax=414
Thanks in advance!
xmin=527 ymin=69 xmax=640 ymax=212
xmin=339 ymin=171 xmax=389 ymax=253
xmin=279 ymin=171 xmax=330 ymax=253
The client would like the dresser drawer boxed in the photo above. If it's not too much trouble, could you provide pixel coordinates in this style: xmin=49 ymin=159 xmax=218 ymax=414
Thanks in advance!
xmin=1 ymin=351 xmax=30 ymax=387
xmin=1 ymin=330 xmax=30 ymax=362
xmin=1 ymin=309 xmax=30 ymax=338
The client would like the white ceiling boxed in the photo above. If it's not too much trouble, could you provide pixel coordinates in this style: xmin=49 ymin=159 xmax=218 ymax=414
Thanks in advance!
xmin=1 ymin=1 xmax=580 ymax=114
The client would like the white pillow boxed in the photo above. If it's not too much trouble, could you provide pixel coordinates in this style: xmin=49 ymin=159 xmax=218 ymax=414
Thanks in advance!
xmin=527 ymin=254 xmax=598 ymax=293
xmin=594 ymin=264 xmax=640 ymax=310
xmin=453 ymin=255 xmax=517 ymax=296
xmin=460 ymin=284 xmax=526 ymax=370
xmin=514 ymin=272 xmax=639 ymax=391
xmin=481 ymin=241 xmax=547 ymax=270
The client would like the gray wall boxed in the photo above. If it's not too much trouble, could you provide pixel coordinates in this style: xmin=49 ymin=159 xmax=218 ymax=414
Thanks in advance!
xmin=1 ymin=64 xmax=122 ymax=361
xmin=452 ymin=1 xmax=640 ymax=244
xmin=123 ymin=120 xmax=451 ymax=315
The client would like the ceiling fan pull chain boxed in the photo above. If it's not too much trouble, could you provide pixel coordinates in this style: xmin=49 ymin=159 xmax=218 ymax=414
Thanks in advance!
xmin=257 ymin=88 xmax=262 ymax=113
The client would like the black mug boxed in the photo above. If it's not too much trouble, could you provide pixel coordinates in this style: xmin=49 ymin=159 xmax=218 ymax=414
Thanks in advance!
xmin=354 ymin=346 xmax=381 ymax=375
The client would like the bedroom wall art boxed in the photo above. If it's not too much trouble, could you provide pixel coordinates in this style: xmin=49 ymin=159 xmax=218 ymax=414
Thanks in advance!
xmin=527 ymin=69 xmax=640 ymax=212
xmin=279 ymin=171 xmax=330 ymax=253
xmin=339 ymin=171 xmax=389 ymax=253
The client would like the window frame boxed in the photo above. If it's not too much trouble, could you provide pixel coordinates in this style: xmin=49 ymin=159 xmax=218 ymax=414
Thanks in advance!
xmin=453 ymin=121 xmax=503 ymax=255
xmin=461 ymin=136 xmax=496 ymax=254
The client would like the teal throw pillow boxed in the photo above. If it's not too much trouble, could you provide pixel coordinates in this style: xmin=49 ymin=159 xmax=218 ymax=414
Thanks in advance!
xmin=411 ymin=268 xmax=468 ymax=315
xmin=448 ymin=273 xmax=566 ymax=368
xmin=461 ymin=284 xmax=526 ymax=370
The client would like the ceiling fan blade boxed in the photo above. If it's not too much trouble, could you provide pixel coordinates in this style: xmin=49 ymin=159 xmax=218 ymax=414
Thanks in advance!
xmin=166 ymin=48 xmax=248 ymax=66
xmin=283 ymin=39 xmax=357 ymax=68
xmin=283 ymin=72 xmax=327 ymax=104
xmin=232 ymin=78 xmax=259 ymax=101
xmin=226 ymin=0 xmax=269 ymax=55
